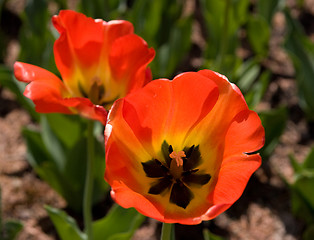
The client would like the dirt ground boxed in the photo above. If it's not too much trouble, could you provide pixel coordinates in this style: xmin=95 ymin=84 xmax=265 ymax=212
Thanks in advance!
xmin=1 ymin=0 xmax=314 ymax=239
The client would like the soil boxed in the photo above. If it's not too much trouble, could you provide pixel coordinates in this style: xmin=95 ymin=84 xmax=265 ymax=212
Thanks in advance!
xmin=1 ymin=0 xmax=314 ymax=239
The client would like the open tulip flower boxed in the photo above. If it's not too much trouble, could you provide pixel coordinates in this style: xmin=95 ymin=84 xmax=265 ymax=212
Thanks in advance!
xmin=105 ymin=70 xmax=265 ymax=224
xmin=14 ymin=10 xmax=155 ymax=125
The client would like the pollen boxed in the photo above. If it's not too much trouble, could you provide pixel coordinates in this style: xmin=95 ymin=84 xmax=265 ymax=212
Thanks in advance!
xmin=169 ymin=151 xmax=186 ymax=167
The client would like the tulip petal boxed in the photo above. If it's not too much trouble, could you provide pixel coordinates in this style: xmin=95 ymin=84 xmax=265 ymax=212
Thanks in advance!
xmin=14 ymin=61 xmax=61 ymax=83
xmin=14 ymin=62 xmax=107 ymax=124
xmin=121 ymin=72 xmax=219 ymax=152
xmin=109 ymin=34 xmax=155 ymax=91
xmin=204 ymin=154 xmax=261 ymax=220
xmin=224 ymin=110 xmax=265 ymax=158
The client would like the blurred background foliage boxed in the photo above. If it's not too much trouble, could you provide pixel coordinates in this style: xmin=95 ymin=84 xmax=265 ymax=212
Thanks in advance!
xmin=0 ymin=0 xmax=314 ymax=239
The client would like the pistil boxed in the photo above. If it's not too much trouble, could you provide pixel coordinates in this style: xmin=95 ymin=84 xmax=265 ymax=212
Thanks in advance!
xmin=169 ymin=151 xmax=186 ymax=167
xmin=169 ymin=151 xmax=186 ymax=179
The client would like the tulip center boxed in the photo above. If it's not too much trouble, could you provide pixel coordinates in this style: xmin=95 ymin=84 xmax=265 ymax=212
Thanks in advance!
xmin=78 ymin=79 xmax=118 ymax=107
xmin=141 ymin=141 xmax=211 ymax=209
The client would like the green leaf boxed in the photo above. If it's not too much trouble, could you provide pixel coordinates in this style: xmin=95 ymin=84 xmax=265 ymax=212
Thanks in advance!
xmin=41 ymin=114 xmax=67 ymax=171
xmin=18 ymin=0 xmax=56 ymax=71
xmin=44 ymin=114 xmax=85 ymax=149
xmin=93 ymin=204 xmax=145 ymax=240
xmin=284 ymin=10 xmax=314 ymax=119
xmin=247 ymin=16 xmax=270 ymax=57
xmin=257 ymin=0 xmax=282 ymax=24
xmin=22 ymin=128 xmax=67 ymax=198
xmin=201 ymin=0 xmax=249 ymax=61
xmin=1 ymin=187 xmax=23 ymax=240
xmin=24 ymin=0 xmax=49 ymax=36
xmin=2 ymin=221 xmax=23 ymax=240
xmin=23 ymin=118 xmax=107 ymax=213
xmin=0 ymin=65 xmax=38 ymax=120
xmin=303 ymin=147 xmax=314 ymax=169
xmin=203 ymin=228 xmax=226 ymax=240
xmin=259 ymin=107 xmax=288 ymax=159
xmin=45 ymin=205 xmax=86 ymax=240
xmin=291 ymin=170 xmax=314 ymax=225
xmin=236 ymin=60 xmax=261 ymax=92
xmin=245 ymin=70 xmax=270 ymax=109
xmin=289 ymin=154 xmax=303 ymax=174
xmin=152 ymin=16 xmax=192 ymax=78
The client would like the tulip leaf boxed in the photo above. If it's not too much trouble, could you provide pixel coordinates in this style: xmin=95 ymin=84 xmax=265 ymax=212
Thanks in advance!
xmin=22 ymin=128 xmax=67 ymax=198
xmin=0 ymin=66 xmax=38 ymax=120
xmin=23 ymin=117 xmax=108 ymax=212
xmin=45 ymin=205 xmax=86 ymax=240
xmin=303 ymin=148 xmax=314 ymax=169
xmin=93 ymin=204 xmax=145 ymax=240
xmin=236 ymin=60 xmax=261 ymax=93
xmin=203 ymin=228 xmax=226 ymax=240
xmin=201 ymin=0 xmax=249 ymax=60
xmin=18 ymin=0 xmax=56 ymax=71
xmin=41 ymin=114 xmax=66 ymax=171
xmin=284 ymin=9 xmax=314 ymax=119
xmin=247 ymin=15 xmax=270 ymax=57
xmin=245 ymin=70 xmax=270 ymax=109
xmin=259 ymin=107 xmax=288 ymax=159
xmin=257 ymin=0 xmax=282 ymax=24
xmin=128 ymin=0 xmax=192 ymax=78
xmin=291 ymin=170 xmax=314 ymax=225
xmin=42 ymin=114 xmax=85 ymax=150
xmin=1 ymin=187 xmax=23 ymax=240
xmin=1 ymin=221 xmax=23 ymax=240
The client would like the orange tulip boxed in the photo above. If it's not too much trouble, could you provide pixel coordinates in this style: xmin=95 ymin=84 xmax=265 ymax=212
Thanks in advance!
xmin=14 ymin=10 xmax=155 ymax=124
xmin=105 ymin=70 xmax=265 ymax=224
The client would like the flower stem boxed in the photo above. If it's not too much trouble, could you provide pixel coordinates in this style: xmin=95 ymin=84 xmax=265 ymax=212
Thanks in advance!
xmin=161 ymin=223 xmax=174 ymax=240
xmin=83 ymin=120 xmax=95 ymax=240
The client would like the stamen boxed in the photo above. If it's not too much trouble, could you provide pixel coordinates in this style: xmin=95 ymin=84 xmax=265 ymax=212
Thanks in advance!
xmin=169 ymin=151 xmax=186 ymax=167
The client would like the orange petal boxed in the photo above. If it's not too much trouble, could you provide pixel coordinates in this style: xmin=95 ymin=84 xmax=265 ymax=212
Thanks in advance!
xmin=119 ymin=72 xmax=219 ymax=151
xmin=109 ymin=34 xmax=155 ymax=91
xmin=185 ymin=70 xmax=249 ymax=151
xmin=14 ymin=62 xmax=107 ymax=123
xmin=14 ymin=61 xmax=61 ymax=83
xmin=205 ymin=154 xmax=261 ymax=220
xmin=53 ymin=10 xmax=133 ymax=83
xmin=52 ymin=10 xmax=104 ymax=80
xmin=224 ymin=110 xmax=265 ymax=158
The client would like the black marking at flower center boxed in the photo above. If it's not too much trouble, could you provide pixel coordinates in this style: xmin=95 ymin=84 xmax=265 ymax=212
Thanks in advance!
xmin=78 ymin=81 xmax=118 ymax=107
xmin=141 ymin=141 xmax=211 ymax=209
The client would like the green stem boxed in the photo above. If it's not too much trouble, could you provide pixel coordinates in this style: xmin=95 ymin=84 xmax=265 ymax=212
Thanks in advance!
xmin=161 ymin=223 xmax=173 ymax=240
xmin=217 ymin=0 xmax=231 ymax=71
xmin=83 ymin=120 xmax=95 ymax=240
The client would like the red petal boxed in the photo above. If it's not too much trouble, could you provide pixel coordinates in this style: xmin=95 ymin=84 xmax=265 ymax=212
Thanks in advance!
xmin=52 ymin=10 xmax=104 ymax=79
xmin=53 ymin=10 xmax=133 ymax=80
xmin=14 ymin=61 xmax=61 ymax=83
xmin=224 ymin=110 xmax=265 ymax=158
xmin=14 ymin=62 xmax=107 ymax=124
xmin=110 ymin=181 xmax=165 ymax=221
xmin=120 ymin=72 xmax=219 ymax=150
xmin=109 ymin=34 xmax=155 ymax=91
xmin=187 ymin=70 xmax=250 ymax=146
xmin=205 ymin=154 xmax=261 ymax=219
